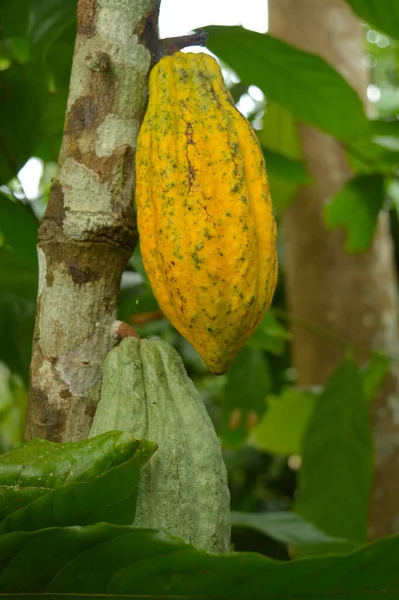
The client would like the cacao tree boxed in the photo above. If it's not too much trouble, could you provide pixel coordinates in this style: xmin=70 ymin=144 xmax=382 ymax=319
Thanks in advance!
xmin=1 ymin=0 xmax=399 ymax=597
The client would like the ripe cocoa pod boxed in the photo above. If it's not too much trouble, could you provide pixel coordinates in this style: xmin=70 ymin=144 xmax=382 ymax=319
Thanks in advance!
xmin=90 ymin=336 xmax=231 ymax=554
xmin=136 ymin=52 xmax=277 ymax=374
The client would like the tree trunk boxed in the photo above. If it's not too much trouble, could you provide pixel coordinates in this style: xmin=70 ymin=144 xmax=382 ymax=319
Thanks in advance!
xmin=25 ymin=0 xmax=158 ymax=443
xmin=268 ymin=0 xmax=399 ymax=538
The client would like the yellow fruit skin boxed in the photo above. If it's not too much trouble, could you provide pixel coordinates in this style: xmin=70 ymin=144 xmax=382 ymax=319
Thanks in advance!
xmin=136 ymin=52 xmax=277 ymax=374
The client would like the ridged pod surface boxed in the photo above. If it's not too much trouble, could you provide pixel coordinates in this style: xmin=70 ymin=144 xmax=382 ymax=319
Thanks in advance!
xmin=90 ymin=337 xmax=231 ymax=554
xmin=136 ymin=52 xmax=277 ymax=374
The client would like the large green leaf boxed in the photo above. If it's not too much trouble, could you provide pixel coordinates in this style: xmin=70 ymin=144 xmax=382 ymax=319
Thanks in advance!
xmin=231 ymin=511 xmax=352 ymax=551
xmin=220 ymin=347 xmax=272 ymax=448
xmin=250 ymin=388 xmax=318 ymax=455
xmin=29 ymin=0 xmax=76 ymax=57
xmin=206 ymin=26 xmax=369 ymax=142
xmin=0 ymin=433 xmax=156 ymax=534
xmin=258 ymin=102 xmax=304 ymax=212
xmin=345 ymin=0 xmax=399 ymax=40
xmin=294 ymin=359 xmax=373 ymax=545
xmin=324 ymin=174 xmax=385 ymax=253
xmin=1 ymin=523 xmax=399 ymax=597
xmin=0 ymin=432 xmax=154 ymax=522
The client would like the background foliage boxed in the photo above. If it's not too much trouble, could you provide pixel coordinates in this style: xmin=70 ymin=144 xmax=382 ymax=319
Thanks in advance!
xmin=0 ymin=0 xmax=399 ymax=596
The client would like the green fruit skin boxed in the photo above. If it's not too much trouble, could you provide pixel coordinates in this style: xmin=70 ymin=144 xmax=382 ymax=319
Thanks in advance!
xmin=90 ymin=337 xmax=231 ymax=554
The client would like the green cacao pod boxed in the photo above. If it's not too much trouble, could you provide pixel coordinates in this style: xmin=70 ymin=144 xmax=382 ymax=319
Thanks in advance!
xmin=90 ymin=336 xmax=230 ymax=554
xmin=136 ymin=51 xmax=277 ymax=374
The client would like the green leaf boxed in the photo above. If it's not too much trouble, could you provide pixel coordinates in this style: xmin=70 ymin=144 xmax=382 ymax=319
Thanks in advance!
xmin=0 ymin=192 xmax=38 ymax=264
xmin=247 ymin=310 xmax=292 ymax=355
xmin=220 ymin=347 xmax=271 ymax=448
xmin=231 ymin=511 xmax=352 ymax=550
xmin=250 ymin=388 xmax=318 ymax=455
xmin=0 ymin=1 xmax=30 ymax=38
xmin=0 ymin=288 xmax=36 ymax=383
xmin=1 ymin=523 xmax=399 ymax=597
xmin=258 ymin=102 xmax=304 ymax=212
xmin=0 ymin=433 xmax=156 ymax=534
xmin=360 ymin=353 xmax=390 ymax=403
xmin=294 ymin=359 xmax=373 ymax=545
xmin=0 ymin=432 xmax=153 ymax=521
xmin=206 ymin=26 xmax=369 ymax=142
xmin=29 ymin=0 xmax=77 ymax=58
xmin=345 ymin=0 xmax=399 ymax=40
xmin=0 ymin=195 xmax=38 ymax=379
xmin=347 ymin=138 xmax=399 ymax=174
xmin=323 ymin=174 xmax=385 ymax=253
xmin=262 ymin=148 xmax=311 ymax=184
xmin=370 ymin=119 xmax=399 ymax=138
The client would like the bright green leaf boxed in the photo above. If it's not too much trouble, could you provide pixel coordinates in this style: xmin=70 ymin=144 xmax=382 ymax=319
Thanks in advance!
xmin=250 ymin=388 xmax=318 ymax=455
xmin=258 ymin=102 xmax=304 ymax=212
xmin=206 ymin=26 xmax=369 ymax=142
xmin=262 ymin=148 xmax=311 ymax=184
xmin=345 ymin=0 xmax=399 ymax=40
xmin=324 ymin=174 xmax=385 ymax=253
xmin=247 ymin=310 xmax=291 ymax=355
xmin=220 ymin=347 xmax=271 ymax=448
xmin=360 ymin=353 xmax=390 ymax=403
xmin=295 ymin=359 xmax=373 ymax=544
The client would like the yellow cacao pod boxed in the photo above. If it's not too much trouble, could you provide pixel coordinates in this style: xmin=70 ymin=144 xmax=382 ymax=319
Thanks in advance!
xmin=136 ymin=52 xmax=277 ymax=374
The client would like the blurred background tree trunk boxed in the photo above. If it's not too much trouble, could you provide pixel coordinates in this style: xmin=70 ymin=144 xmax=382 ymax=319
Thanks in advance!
xmin=268 ymin=0 xmax=399 ymax=538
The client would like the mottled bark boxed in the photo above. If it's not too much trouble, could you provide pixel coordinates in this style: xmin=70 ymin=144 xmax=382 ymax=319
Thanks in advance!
xmin=268 ymin=0 xmax=399 ymax=538
xmin=26 ymin=0 xmax=158 ymax=443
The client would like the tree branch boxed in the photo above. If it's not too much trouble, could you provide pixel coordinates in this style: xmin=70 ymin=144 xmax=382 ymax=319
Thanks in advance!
xmin=26 ymin=0 xmax=158 ymax=442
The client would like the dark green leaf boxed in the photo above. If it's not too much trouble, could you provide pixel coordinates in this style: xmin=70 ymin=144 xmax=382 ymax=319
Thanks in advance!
xmin=206 ymin=26 xmax=368 ymax=141
xmin=1 ymin=523 xmax=399 ymax=598
xmin=231 ymin=511 xmax=351 ymax=549
xmin=250 ymin=388 xmax=318 ymax=455
xmin=0 ymin=1 xmax=30 ymax=38
xmin=220 ymin=347 xmax=271 ymax=448
xmin=0 ymin=432 xmax=152 ymax=521
xmin=345 ymin=0 xmax=399 ymax=40
xmin=0 ymin=65 xmax=42 ymax=182
xmin=0 ymin=433 xmax=156 ymax=533
xmin=0 ymin=195 xmax=38 ymax=379
xmin=0 ymin=192 xmax=38 ymax=264
xmin=324 ymin=174 xmax=385 ymax=253
xmin=29 ymin=0 xmax=76 ymax=57
xmin=0 ymin=289 xmax=36 ymax=383
xmin=295 ymin=359 xmax=373 ymax=544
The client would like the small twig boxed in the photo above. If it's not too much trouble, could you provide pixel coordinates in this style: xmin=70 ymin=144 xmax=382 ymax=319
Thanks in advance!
xmin=112 ymin=320 xmax=141 ymax=342
xmin=273 ymin=307 xmax=378 ymax=359
xmin=159 ymin=30 xmax=208 ymax=55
